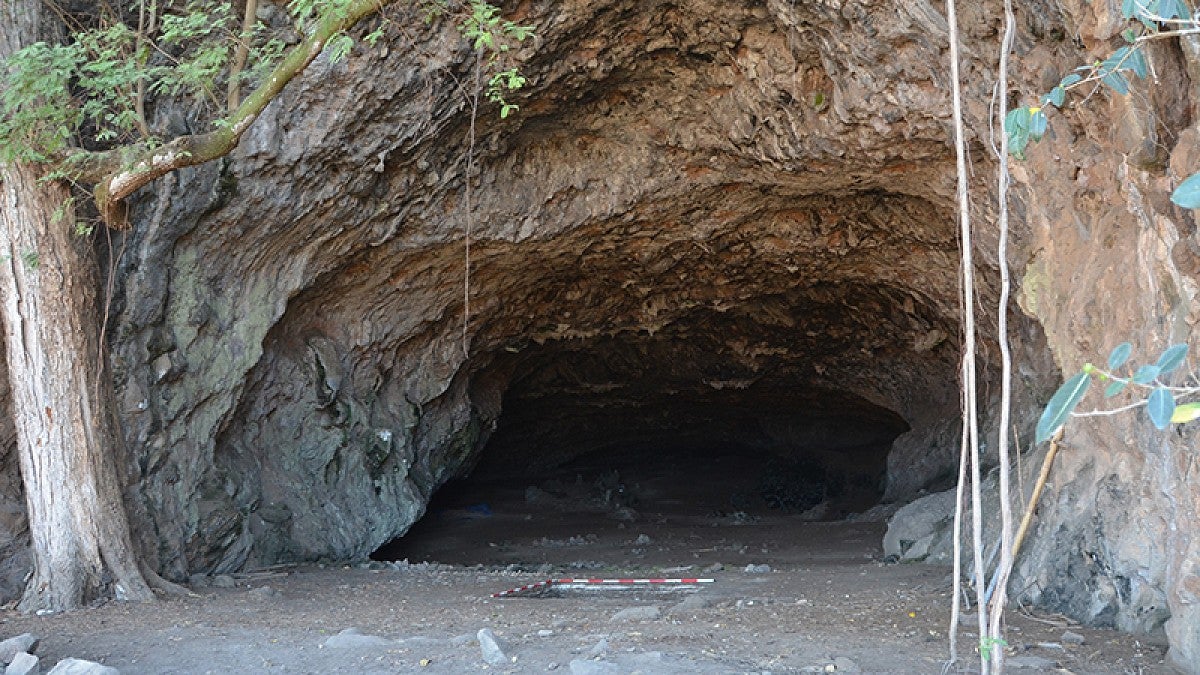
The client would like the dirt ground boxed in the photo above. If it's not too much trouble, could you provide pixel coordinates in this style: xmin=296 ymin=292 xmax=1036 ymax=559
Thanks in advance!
xmin=0 ymin=453 xmax=1175 ymax=674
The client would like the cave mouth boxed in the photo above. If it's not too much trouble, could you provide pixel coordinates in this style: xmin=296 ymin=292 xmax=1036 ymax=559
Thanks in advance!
xmin=372 ymin=335 xmax=915 ymax=566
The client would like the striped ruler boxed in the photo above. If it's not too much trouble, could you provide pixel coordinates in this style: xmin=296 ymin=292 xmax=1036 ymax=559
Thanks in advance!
xmin=491 ymin=577 xmax=714 ymax=598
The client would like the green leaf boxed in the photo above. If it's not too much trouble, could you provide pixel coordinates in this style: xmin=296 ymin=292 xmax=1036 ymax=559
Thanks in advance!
xmin=1005 ymin=107 xmax=1033 ymax=158
xmin=1159 ymin=0 xmax=1191 ymax=19
xmin=1122 ymin=27 xmax=1138 ymax=43
xmin=1101 ymin=71 xmax=1129 ymax=95
xmin=1042 ymin=86 xmax=1066 ymax=108
xmin=1104 ymin=379 xmax=1129 ymax=398
xmin=1132 ymin=364 xmax=1161 ymax=384
xmin=326 ymin=33 xmax=354 ymax=63
xmin=1060 ymin=73 xmax=1083 ymax=88
xmin=1122 ymin=0 xmax=1140 ymax=18
xmin=1147 ymin=387 xmax=1176 ymax=430
xmin=1172 ymin=173 xmax=1200 ymax=208
xmin=1125 ymin=49 xmax=1149 ymax=79
xmin=1171 ymin=402 xmax=1200 ymax=423
xmin=1036 ymin=371 xmax=1091 ymax=443
xmin=1156 ymin=343 xmax=1189 ymax=374
xmin=1108 ymin=342 xmax=1133 ymax=369
xmin=1029 ymin=108 xmax=1048 ymax=141
xmin=1005 ymin=106 xmax=1031 ymax=133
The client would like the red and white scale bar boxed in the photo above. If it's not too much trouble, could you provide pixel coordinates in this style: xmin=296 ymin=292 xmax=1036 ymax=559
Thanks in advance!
xmin=491 ymin=578 xmax=714 ymax=598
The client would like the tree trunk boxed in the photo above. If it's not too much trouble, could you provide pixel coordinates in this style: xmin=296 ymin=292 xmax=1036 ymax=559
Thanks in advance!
xmin=1 ymin=0 xmax=154 ymax=612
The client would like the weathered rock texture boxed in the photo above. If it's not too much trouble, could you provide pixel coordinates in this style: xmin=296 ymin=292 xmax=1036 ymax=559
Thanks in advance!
xmin=103 ymin=0 xmax=1006 ymax=575
xmin=1005 ymin=16 xmax=1200 ymax=670
xmin=0 ymin=344 xmax=29 ymax=604
xmin=0 ymin=0 xmax=1197 ymax=669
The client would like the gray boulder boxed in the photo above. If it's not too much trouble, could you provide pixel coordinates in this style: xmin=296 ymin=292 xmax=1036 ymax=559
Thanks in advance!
xmin=5 ymin=652 xmax=38 ymax=675
xmin=883 ymin=490 xmax=956 ymax=561
xmin=477 ymin=628 xmax=507 ymax=665
xmin=0 ymin=636 xmax=38 ymax=666
xmin=45 ymin=659 xmax=118 ymax=675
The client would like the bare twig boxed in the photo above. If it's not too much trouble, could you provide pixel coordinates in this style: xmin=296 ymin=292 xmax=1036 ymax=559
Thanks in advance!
xmin=133 ymin=0 xmax=152 ymax=137
xmin=948 ymin=413 xmax=970 ymax=666
xmin=1012 ymin=430 xmax=1064 ymax=560
xmin=986 ymin=0 xmax=1018 ymax=667
xmin=945 ymin=0 xmax=988 ymax=669
xmin=227 ymin=0 xmax=259 ymax=112
xmin=462 ymin=48 xmax=482 ymax=357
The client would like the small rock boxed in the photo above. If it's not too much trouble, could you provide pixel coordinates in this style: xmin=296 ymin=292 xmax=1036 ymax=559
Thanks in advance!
xmin=210 ymin=575 xmax=236 ymax=588
xmin=568 ymin=659 xmax=619 ymax=675
xmin=703 ymin=562 xmax=724 ymax=573
xmin=45 ymin=659 xmax=118 ymax=675
xmin=536 ymin=629 xmax=554 ymax=637
xmin=323 ymin=628 xmax=392 ymax=649
xmin=609 ymin=606 xmax=660 ymax=622
xmin=832 ymin=656 xmax=860 ymax=672
xmin=6 ymin=652 xmax=39 ymax=675
xmin=0 ymin=636 xmax=39 ymax=665
xmin=547 ymin=663 xmax=559 ymax=671
xmin=477 ymin=628 xmax=507 ymax=665
xmin=1008 ymin=655 xmax=1059 ymax=669
xmin=743 ymin=564 xmax=772 ymax=574
xmin=585 ymin=638 xmax=608 ymax=659
xmin=187 ymin=574 xmax=210 ymax=588
xmin=899 ymin=533 xmax=934 ymax=562
xmin=1061 ymin=630 xmax=1085 ymax=646
xmin=634 ymin=534 xmax=651 ymax=545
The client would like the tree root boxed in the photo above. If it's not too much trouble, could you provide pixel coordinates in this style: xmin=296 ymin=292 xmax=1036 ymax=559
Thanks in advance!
xmin=140 ymin=563 xmax=200 ymax=599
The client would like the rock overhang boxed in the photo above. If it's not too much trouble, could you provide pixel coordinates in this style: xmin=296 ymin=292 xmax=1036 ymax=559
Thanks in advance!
xmin=107 ymin=0 xmax=1032 ymax=578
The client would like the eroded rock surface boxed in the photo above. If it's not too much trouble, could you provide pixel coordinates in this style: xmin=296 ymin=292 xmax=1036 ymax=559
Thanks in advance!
xmin=0 ymin=0 xmax=1197 ymax=668
xmin=108 ymin=0 xmax=1006 ymax=578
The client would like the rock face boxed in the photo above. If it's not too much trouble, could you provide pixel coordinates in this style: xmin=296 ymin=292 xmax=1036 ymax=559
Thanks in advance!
xmin=103 ymin=0 xmax=996 ymax=577
xmin=0 ymin=0 xmax=1197 ymax=668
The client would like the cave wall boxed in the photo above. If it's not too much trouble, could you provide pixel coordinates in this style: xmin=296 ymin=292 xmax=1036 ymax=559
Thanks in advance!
xmin=0 ymin=0 xmax=1196 ymax=667
xmin=100 ymin=0 xmax=1001 ymax=580
xmin=999 ymin=2 xmax=1200 ymax=668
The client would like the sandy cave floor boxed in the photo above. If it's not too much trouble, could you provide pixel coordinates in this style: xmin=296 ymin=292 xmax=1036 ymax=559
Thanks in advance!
xmin=0 ymin=456 xmax=1175 ymax=674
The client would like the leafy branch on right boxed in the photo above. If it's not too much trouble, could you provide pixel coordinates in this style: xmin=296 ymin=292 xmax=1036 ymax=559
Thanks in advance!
xmin=1037 ymin=342 xmax=1198 ymax=443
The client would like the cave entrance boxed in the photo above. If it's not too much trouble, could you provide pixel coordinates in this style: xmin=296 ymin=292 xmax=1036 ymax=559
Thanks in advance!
xmin=372 ymin=334 xmax=917 ymax=569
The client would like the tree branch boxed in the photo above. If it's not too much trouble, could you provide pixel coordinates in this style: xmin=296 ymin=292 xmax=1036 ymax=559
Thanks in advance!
xmin=63 ymin=0 xmax=392 ymax=228
xmin=227 ymin=0 xmax=259 ymax=113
